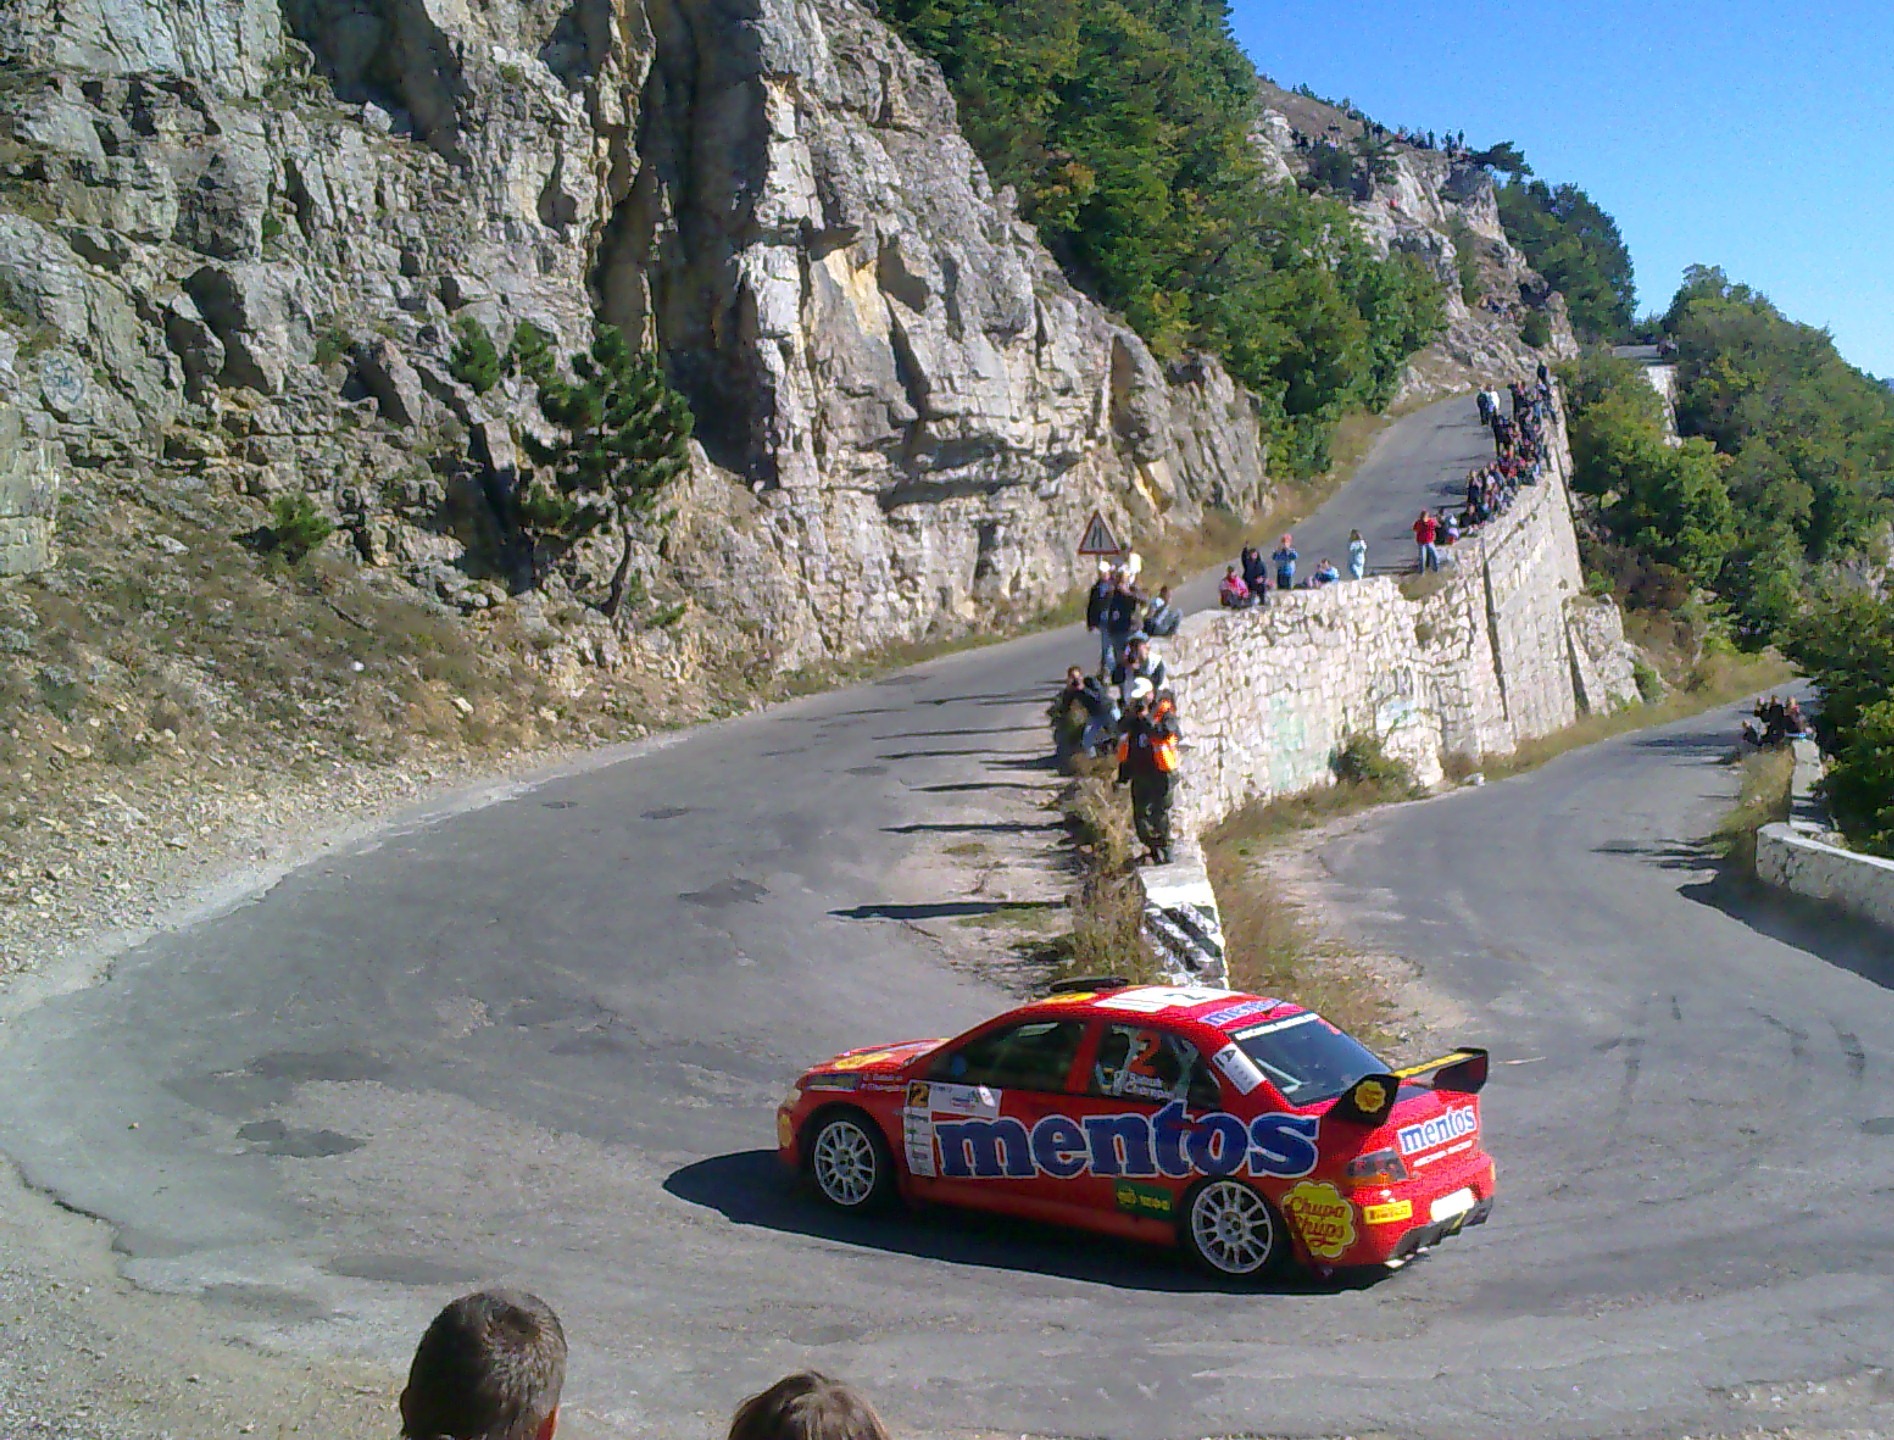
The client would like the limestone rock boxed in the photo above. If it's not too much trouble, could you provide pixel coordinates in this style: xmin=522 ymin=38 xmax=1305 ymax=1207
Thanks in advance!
xmin=0 ymin=404 xmax=61 ymax=577
xmin=0 ymin=0 xmax=1271 ymax=673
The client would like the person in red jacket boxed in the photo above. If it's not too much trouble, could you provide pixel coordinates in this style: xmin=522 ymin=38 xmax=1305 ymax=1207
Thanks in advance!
xmin=1413 ymin=510 xmax=1440 ymax=573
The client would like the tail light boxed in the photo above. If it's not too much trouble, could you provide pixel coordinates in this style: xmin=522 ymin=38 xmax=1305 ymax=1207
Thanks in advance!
xmin=1344 ymin=1148 xmax=1409 ymax=1186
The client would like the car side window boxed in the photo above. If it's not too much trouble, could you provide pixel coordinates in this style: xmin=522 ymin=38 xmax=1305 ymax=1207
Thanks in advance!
xmin=933 ymin=1020 xmax=1086 ymax=1093
xmin=1090 ymin=1024 xmax=1222 ymax=1109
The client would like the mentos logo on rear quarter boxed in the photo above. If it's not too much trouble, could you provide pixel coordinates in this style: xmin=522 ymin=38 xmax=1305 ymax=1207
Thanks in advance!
xmin=1396 ymin=1106 xmax=1478 ymax=1156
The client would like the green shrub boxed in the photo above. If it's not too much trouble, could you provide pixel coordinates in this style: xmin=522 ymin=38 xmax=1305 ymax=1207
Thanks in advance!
xmin=1823 ymin=699 xmax=1894 ymax=858
xmin=265 ymin=493 xmax=334 ymax=564
xmin=1332 ymin=730 xmax=1415 ymax=794
xmin=508 ymin=321 xmax=555 ymax=387
xmin=1632 ymin=658 xmax=1663 ymax=704
xmin=449 ymin=316 xmax=503 ymax=395
xmin=313 ymin=324 xmax=351 ymax=367
xmin=1519 ymin=308 xmax=1552 ymax=348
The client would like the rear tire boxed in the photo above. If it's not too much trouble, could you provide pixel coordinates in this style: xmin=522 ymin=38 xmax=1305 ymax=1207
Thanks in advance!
xmin=1180 ymin=1179 xmax=1288 ymax=1280
xmin=804 ymin=1108 xmax=897 ymax=1214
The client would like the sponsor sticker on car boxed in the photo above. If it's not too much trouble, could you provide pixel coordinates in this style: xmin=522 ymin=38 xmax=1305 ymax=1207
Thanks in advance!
xmin=1396 ymin=1105 xmax=1479 ymax=1156
xmin=1282 ymin=1181 xmax=1356 ymax=1259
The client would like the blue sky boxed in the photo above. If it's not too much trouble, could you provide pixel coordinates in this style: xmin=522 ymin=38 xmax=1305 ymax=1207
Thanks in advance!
xmin=1229 ymin=2 xmax=1894 ymax=378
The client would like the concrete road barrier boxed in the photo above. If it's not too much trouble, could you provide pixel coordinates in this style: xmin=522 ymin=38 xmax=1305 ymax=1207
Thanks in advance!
xmin=1756 ymin=738 xmax=1894 ymax=934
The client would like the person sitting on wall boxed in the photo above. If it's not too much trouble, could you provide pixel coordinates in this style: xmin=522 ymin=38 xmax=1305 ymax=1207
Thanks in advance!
xmin=1144 ymin=584 xmax=1182 ymax=637
xmin=1311 ymin=558 xmax=1341 ymax=586
xmin=1219 ymin=566 xmax=1255 ymax=609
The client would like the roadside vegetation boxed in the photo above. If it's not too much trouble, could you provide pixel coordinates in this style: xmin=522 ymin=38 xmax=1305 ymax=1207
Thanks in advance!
xmin=1203 ymin=734 xmax=1416 ymax=1049
xmin=1560 ymin=264 xmax=1894 ymax=855
xmin=1709 ymin=746 xmax=1796 ymax=876
xmin=876 ymin=0 xmax=1444 ymax=475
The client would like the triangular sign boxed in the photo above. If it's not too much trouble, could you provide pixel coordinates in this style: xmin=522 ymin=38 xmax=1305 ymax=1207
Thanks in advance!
xmin=1077 ymin=509 xmax=1122 ymax=556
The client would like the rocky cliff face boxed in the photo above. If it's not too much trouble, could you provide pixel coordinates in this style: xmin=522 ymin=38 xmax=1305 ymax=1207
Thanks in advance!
xmin=1251 ymin=82 xmax=1576 ymax=403
xmin=0 ymin=0 xmax=1266 ymax=672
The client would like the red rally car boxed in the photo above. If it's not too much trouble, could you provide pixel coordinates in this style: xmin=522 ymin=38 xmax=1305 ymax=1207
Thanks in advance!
xmin=777 ymin=980 xmax=1494 ymax=1278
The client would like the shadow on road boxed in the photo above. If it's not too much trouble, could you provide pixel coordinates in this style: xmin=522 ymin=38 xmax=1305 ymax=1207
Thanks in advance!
xmin=1679 ymin=874 xmax=1894 ymax=991
xmin=830 ymin=899 xmax=1060 ymax=922
xmin=881 ymin=820 xmax=1063 ymax=836
xmin=663 ymin=1149 xmax=1377 ymax=1296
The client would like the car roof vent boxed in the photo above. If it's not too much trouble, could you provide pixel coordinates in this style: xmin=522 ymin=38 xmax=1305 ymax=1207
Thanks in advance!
xmin=1046 ymin=975 xmax=1131 ymax=994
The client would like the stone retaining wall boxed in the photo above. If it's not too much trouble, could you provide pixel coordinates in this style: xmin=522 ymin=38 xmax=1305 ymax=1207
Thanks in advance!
xmin=1133 ymin=398 xmax=1640 ymax=979
xmin=1161 ymin=405 xmax=1636 ymax=837
xmin=1756 ymin=739 xmax=1894 ymax=934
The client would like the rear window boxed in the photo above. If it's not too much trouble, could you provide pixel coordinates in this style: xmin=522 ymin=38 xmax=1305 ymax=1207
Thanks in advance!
xmin=1233 ymin=1012 xmax=1382 ymax=1105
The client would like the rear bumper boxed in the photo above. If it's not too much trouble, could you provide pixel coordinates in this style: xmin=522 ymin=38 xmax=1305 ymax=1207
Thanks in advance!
xmin=1390 ymin=1195 xmax=1494 ymax=1261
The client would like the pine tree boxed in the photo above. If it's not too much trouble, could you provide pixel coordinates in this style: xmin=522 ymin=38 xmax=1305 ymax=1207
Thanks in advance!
xmin=517 ymin=325 xmax=694 ymax=619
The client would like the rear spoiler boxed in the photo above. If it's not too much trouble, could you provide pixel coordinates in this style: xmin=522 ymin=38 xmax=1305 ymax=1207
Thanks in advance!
xmin=1326 ymin=1048 xmax=1490 ymax=1126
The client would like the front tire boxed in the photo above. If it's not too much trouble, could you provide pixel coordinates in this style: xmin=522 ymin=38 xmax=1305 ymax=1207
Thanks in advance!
xmin=1181 ymin=1179 xmax=1287 ymax=1279
xmin=805 ymin=1109 xmax=897 ymax=1214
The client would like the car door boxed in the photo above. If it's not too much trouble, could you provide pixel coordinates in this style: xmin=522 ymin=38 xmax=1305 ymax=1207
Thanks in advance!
xmin=904 ymin=1016 xmax=1090 ymax=1224
xmin=1056 ymin=1019 xmax=1229 ymax=1238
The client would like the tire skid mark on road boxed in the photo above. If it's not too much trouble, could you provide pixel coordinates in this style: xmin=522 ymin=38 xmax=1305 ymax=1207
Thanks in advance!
xmin=1833 ymin=1021 xmax=1868 ymax=1084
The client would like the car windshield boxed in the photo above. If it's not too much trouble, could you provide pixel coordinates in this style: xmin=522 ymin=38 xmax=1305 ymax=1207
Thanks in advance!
xmin=1233 ymin=1012 xmax=1383 ymax=1105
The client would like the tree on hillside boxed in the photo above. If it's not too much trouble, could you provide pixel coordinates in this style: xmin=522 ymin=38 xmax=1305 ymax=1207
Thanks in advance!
xmin=874 ymin=0 xmax=1444 ymax=475
xmin=1467 ymin=141 xmax=1532 ymax=180
xmin=1664 ymin=265 xmax=1894 ymax=570
xmin=516 ymin=325 xmax=694 ymax=619
xmin=1496 ymin=179 xmax=1635 ymax=340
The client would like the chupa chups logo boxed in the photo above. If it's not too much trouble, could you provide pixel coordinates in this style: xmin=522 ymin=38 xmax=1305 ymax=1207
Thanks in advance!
xmin=932 ymin=1101 xmax=1319 ymax=1182
xmin=1396 ymin=1106 xmax=1478 ymax=1156
xmin=1282 ymin=1181 xmax=1355 ymax=1258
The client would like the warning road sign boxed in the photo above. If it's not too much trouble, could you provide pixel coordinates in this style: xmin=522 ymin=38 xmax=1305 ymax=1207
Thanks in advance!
xmin=1077 ymin=510 xmax=1122 ymax=556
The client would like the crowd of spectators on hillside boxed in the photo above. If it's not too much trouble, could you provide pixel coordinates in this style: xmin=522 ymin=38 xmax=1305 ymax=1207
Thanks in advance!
xmin=1049 ymin=371 xmax=1561 ymax=865
xmin=398 ymin=1290 xmax=890 ymax=1440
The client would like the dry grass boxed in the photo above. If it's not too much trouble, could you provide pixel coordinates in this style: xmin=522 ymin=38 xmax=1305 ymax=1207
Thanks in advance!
xmin=1484 ymin=650 xmax=1793 ymax=781
xmin=1026 ymin=771 xmax=1165 ymax=985
xmin=1709 ymin=745 xmax=1796 ymax=875
xmin=1204 ymin=836 xmax=1397 ymax=1050
xmin=1199 ymin=779 xmax=1412 ymax=1048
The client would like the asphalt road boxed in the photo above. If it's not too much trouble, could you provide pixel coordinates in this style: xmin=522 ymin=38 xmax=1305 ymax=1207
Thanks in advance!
xmin=5 ymin=396 xmax=1891 ymax=1439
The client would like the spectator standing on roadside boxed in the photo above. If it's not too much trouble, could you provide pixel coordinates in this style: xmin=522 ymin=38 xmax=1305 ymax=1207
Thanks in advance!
xmin=1476 ymin=389 xmax=1494 ymax=428
xmin=1102 ymin=571 xmax=1142 ymax=674
xmin=1413 ymin=510 xmax=1440 ymax=573
xmin=1117 ymin=679 xmax=1179 ymax=866
xmin=1084 ymin=562 xmax=1115 ymax=674
xmin=727 ymin=1373 xmax=892 ymax=1440
xmin=401 ymin=1291 xmax=566 ymax=1440
xmin=1271 ymin=533 xmax=1299 ymax=592
xmin=1347 ymin=528 xmax=1368 ymax=580
xmin=1144 ymin=584 xmax=1181 ymax=637
xmin=1240 ymin=543 xmax=1268 ymax=597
